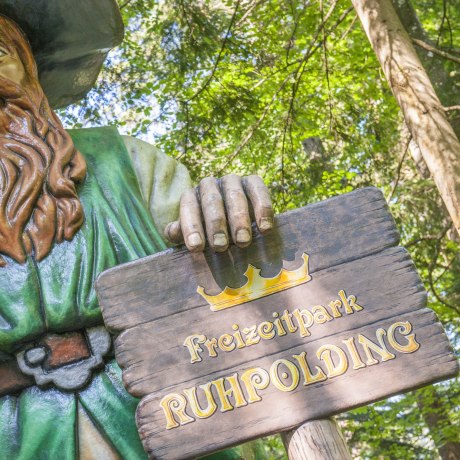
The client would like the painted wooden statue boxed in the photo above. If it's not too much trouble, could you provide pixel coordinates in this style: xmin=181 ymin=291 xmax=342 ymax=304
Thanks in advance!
xmin=0 ymin=1 xmax=273 ymax=458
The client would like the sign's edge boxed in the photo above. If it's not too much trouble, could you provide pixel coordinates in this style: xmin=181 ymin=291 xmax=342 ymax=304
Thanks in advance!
xmin=95 ymin=186 xmax=395 ymax=291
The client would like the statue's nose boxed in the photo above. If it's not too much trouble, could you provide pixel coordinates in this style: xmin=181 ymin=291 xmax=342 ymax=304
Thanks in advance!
xmin=0 ymin=53 xmax=26 ymax=86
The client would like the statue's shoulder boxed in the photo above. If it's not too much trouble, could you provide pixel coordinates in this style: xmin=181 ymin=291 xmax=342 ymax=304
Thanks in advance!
xmin=120 ymin=135 xmax=192 ymax=235
xmin=65 ymin=126 xmax=133 ymax=172
xmin=120 ymin=135 xmax=191 ymax=194
xmin=66 ymin=127 xmax=168 ymax=169
xmin=121 ymin=135 xmax=164 ymax=163
xmin=67 ymin=126 xmax=125 ymax=153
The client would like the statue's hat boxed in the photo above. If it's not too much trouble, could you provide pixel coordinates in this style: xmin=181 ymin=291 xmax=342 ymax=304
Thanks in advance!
xmin=0 ymin=0 xmax=124 ymax=108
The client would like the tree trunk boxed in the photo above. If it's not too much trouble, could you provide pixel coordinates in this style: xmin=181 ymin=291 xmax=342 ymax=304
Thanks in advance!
xmin=417 ymin=387 xmax=460 ymax=460
xmin=391 ymin=0 xmax=460 ymax=138
xmin=351 ymin=0 xmax=460 ymax=238
xmin=392 ymin=2 xmax=459 ymax=89
xmin=392 ymin=0 xmax=460 ymax=193
xmin=282 ymin=419 xmax=352 ymax=460
xmin=351 ymin=6 xmax=460 ymax=459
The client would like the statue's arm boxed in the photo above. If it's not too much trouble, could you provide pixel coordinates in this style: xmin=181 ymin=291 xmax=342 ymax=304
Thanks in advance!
xmin=122 ymin=135 xmax=192 ymax=240
xmin=123 ymin=136 xmax=274 ymax=252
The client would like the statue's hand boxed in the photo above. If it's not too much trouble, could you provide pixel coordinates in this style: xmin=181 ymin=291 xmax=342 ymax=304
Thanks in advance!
xmin=164 ymin=174 xmax=274 ymax=252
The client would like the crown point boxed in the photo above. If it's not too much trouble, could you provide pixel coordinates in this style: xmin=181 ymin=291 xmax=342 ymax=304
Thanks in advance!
xmin=197 ymin=252 xmax=312 ymax=311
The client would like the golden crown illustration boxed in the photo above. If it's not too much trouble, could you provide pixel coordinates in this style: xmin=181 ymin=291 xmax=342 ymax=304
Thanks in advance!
xmin=197 ymin=253 xmax=311 ymax=311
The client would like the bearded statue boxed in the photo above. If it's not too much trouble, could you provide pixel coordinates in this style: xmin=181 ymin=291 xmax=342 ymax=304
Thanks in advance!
xmin=0 ymin=15 xmax=87 ymax=265
xmin=0 ymin=3 xmax=272 ymax=460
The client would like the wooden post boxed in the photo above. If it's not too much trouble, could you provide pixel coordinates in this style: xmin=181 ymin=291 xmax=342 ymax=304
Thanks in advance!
xmin=283 ymin=419 xmax=352 ymax=460
xmin=351 ymin=0 xmax=460 ymax=238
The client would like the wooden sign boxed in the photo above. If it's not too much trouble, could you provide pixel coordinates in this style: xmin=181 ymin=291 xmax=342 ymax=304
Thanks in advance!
xmin=96 ymin=187 xmax=458 ymax=460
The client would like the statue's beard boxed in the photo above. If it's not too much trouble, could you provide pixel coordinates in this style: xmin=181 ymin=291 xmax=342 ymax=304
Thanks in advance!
xmin=0 ymin=76 xmax=87 ymax=266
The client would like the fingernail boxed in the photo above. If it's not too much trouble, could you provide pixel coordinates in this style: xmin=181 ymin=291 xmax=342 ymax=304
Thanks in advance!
xmin=259 ymin=217 xmax=273 ymax=232
xmin=187 ymin=232 xmax=203 ymax=249
xmin=236 ymin=229 xmax=251 ymax=244
xmin=213 ymin=233 xmax=228 ymax=249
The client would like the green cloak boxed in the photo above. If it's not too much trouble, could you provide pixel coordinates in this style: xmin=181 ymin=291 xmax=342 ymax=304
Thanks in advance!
xmin=0 ymin=127 xmax=250 ymax=460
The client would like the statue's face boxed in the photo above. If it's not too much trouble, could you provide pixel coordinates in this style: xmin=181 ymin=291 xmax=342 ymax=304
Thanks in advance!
xmin=0 ymin=41 xmax=26 ymax=86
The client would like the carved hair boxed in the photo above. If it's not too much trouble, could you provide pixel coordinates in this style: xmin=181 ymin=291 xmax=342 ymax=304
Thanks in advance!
xmin=0 ymin=15 xmax=87 ymax=265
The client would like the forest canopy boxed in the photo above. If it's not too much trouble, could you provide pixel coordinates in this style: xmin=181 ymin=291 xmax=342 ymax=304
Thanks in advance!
xmin=60 ymin=1 xmax=459 ymax=458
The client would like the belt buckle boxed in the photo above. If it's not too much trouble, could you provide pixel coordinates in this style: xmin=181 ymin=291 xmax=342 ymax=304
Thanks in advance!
xmin=16 ymin=326 xmax=111 ymax=391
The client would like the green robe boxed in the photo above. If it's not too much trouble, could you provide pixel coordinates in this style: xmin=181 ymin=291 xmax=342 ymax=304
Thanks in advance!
xmin=0 ymin=127 xmax=255 ymax=460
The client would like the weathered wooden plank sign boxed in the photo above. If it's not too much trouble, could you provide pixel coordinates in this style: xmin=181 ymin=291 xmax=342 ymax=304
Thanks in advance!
xmin=96 ymin=187 xmax=458 ymax=460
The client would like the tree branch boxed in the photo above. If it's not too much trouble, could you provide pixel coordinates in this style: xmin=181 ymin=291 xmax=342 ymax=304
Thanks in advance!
xmin=235 ymin=0 xmax=266 ymax=28
xmin=434 ymin=254 xmax=457 ymax=284
xmin=426 ymin=227 xmax=460 ymax=315
xmin=250 ymin=4 xmax=352 ymax=91
xmin=436 ymin=0 xmax=453 ymax=49
xmin=186 ymin=0 xmax=241 ymax=102
xmin=219 ymin=0 xmax=348 ymax=173
xmin=387 ymin=135 xmax=411 ymax=202
xmin=412 ymin=38 xmax=460 ymax=65
xmin=120 ymin=0 xmax=134 ymax=10
xmin=320 ymin=0 xmax=335 ymax=133
xmin=339 ymin=13 xmax=358 ymax=40
xmin=217 ymin=74 xmax=291 ymax=174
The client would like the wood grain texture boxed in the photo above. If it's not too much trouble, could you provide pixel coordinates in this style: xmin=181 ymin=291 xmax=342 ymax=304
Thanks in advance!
xmin=282 ymin=419 xmax=351 ymax=460
xmin=98 ymin=187 xmax=399 ymax=332
xmin=96 ymin=187 xmax=459 ymax=460
xmin=352 ymin=0 xmax=460 ymax=237
xmin=114 ymin=246 xmax=426 ymax=397
xmin=135 ymin=309 xmax=456 ymax=459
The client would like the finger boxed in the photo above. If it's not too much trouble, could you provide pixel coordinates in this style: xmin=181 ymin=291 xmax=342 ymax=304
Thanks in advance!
xmin=221 ymin=174 xmax=252 ymax=248
xmin=243 ymin=175 xmax=274 ymax=233
xmin=180 ymin=189 xmax=206 ymax=252
xmin=199 ymin=177 xmax=229 ymax=252
xmin=164 ymin=220 xmax=184 ymax=244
